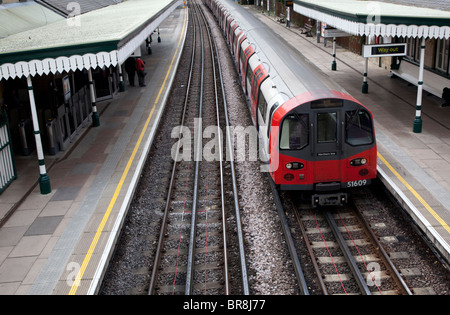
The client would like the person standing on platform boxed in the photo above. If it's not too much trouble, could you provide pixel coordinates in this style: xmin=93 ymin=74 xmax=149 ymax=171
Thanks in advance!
xmin=125 ymin=57 xmax=136 ymax=87
xmin=136 ymin=57 xmax=146 ymax=87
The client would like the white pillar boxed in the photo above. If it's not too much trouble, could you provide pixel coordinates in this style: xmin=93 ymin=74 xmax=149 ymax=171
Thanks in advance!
xmin=88 ymin=69 xmax=100 ymax=127
xmin=413 ymin=37 xmax=426 ymax=133
xmin=332 ymin=37 xmax=337 ymax=71
xmin=362 ymin=57 xmax=369 ymax=93
xmin=316 ymin=21 xmax=321 ymax=43
xmin=118 ymin=63 xmax=125 ymax=92
xmin=27 ymin=75 xmax=51 ymax=194
xmin=362 ymin=36 xmax=369 ymax=94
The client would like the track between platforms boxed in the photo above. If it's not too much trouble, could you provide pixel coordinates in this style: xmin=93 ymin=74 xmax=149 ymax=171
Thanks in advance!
xmin=272 ymin=188 xmax=411 ymax=295
xmin=100 ymin=0 xmax=250 ymax=296
xmin=275 ymin=183 xmax=449 ymax=295
xmin=293 ymin=202 xmax=411 ymax=295
xmin=148 ymin=0 xmax=248 ymax=295
xmin=100 ymin=3 xmax=449 ymax=296
xmin=269 ymin=177 xmax=411 ymax=295
xmin=269 ymin=170 xmax=449 ymax=295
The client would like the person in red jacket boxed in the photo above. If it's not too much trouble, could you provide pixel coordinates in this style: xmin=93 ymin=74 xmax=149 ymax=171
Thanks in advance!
xmin=136 ymin=57 xmax=146 ymax=87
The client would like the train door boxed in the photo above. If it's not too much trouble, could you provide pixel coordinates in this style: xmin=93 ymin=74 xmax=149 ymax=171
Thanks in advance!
xmin=230 ymin=24 xmax=239 ymax=51
xmin=234 ymin=31 xmax=243 ymax=61
xmin=241 ymin=45 xmax=254 ymax=93
xmin=236 ymin=35 xmax=246 ymax=67
xmin=311 ymin=106 xmax=342 ymax=183
xmin=250 ymin=65 xmax=268 ymax=125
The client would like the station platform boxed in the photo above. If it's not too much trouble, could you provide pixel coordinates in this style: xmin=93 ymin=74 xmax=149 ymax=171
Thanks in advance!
xmin=0 ymin=5 xmax=187 ymax=295
xmin=0 ymin=4 xmax=449 ymax=296
xmin=249 ymin=7 xmax=450 ymax=263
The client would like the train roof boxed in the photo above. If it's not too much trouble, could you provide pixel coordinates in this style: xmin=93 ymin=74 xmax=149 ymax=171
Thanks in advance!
xmin=217 ymin=0 xmax=348 ymax=100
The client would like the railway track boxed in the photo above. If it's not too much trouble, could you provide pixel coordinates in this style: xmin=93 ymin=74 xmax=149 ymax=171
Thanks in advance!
xmin=101 ymin=2 xmax=449 ymax=296
xmin=294 ymin=202 xmax=412 ymax=295
xmin=271 ymin=178 xmax=413 ymax=295
xmin=148 ymin=0 xmax=248 ymax=295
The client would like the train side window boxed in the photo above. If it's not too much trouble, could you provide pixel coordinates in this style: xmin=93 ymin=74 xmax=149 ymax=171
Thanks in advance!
xmin=267 ymin=103 xmax=279 ymax=139
xmin=239 ymin=46 xmax=244 ymax=72
xmin=232 ymin=32 xmax=236 ymax=52
xmin=317 ymin=112 xmax=337 ymax=143
xmin=251 ymin=69 xmax=263 ymax=101
xmin=345 ymin=109 xmax=373 ymax=146
xmin=238 ymin=46 xmax=244 ymax=74
xmin=257 ymin=89 xmax=267 ymax=122
xmin=246 ymin=63 xmax=253 ymax=87
xmin=242 ymin=50 xmax=255 ymax=85
xmin=280 ymin=114 xmax=309 ymax=150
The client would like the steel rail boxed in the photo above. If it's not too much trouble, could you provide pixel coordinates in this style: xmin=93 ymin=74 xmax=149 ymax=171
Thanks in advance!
xmin=206 ymin=8 xmax=250 ymax=295
xmin=196 ymin=1 xmax=231 ymax=295
xmin=211 ymin=20 xmax=250 ymax=297
xmin=292 ymin=203 xmax=328 ymax=295
xmin=200 ymin=0 xmax=251 ymax=294
xmin=148 ymin=4 xmax=196 ymax=295
xmin=185 ymin=0 xmax=205 ymax=294
xmin=268 ymin=176 xmax=310 ymax=295
xmin=353 ymin=205 xmax=413 ymax=295
xmin=150 ymin=0 xmax=245 ymax=295
xmin=324 ymin=210 xmax=372 ymax=295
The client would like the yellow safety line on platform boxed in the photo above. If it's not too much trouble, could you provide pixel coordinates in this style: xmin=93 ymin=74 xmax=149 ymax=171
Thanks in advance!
xmin=377 ymin=152 xmax=450 ymax=235
xmin=69 ymin=8 xmax=187 ymax=295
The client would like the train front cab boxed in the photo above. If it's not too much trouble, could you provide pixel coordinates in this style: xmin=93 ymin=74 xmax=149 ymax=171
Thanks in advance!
xmin=270 ymin=94 xmax=377 ymax=207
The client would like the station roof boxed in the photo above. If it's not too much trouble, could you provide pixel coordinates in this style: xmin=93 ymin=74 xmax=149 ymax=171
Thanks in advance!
xmin=0 ymin=0 xmax=181 ymax=80
xmin=35 ymin=0 xmax=123 ymax=17
xmin=293 ymin=0 xmax=450 ymax=39
xmin=0 ymin=1 xmax=64 ymax=39
xmin=375 ymin=0 xmax=450 ymax=12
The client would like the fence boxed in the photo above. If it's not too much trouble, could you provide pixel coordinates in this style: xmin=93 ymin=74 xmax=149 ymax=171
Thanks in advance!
xmin=0 ymin=107 xmax=17 ymax=193
xmin=47 ymin=86 xmax=92 ymax=155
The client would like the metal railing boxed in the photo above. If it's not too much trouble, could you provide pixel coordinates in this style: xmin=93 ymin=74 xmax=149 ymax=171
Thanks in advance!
xmin=0 ymin=107 xmax=17 ymax=194
xmin=47 ymin=86 xmax=92 ymax=155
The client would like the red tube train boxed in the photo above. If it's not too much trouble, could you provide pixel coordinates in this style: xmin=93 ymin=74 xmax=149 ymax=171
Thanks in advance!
xmin=206 ymin=0 xmax=377 ymax=206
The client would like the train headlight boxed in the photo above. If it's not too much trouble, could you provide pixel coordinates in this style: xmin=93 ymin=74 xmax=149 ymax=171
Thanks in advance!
xmin=350 ymin=158 xmax=367 ymax=166
xmin=285 ymin=162 xmax=304 ymax=170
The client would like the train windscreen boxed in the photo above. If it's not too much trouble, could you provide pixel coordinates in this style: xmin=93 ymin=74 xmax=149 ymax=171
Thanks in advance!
xmin=279 ymin=114 xmax=309 ymax=150
xmin=317 ymin=112 xmax=337 ymax=143
xmin=345 ymin=109 xmax=374 ymax=146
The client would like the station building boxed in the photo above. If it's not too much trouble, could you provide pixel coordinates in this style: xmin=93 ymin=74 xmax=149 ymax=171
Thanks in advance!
xmin=0 ymin=0 xmax=180 ymax=195
xmin=255 ymin=0 xmax=450 ymax=126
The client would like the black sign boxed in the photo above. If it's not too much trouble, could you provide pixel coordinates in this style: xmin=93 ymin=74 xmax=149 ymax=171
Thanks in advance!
xmin=363 ymin=43 xmax=407 ymax=58
xmin=371 ymin=45 xmax=405 ymax=56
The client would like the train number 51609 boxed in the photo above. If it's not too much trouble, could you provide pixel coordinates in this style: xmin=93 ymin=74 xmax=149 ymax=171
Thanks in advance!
xmin=347 ymin=180 xmax=368 ymax=188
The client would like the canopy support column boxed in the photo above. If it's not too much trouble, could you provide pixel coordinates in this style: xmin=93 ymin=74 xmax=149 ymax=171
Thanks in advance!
xmin=362 ymin=35 xmax=370 ymax=93
xmin=119 ymin=63 xmax=125 ymax=92
xmin=332 ymin=37 xmax=337 ymax=71
xmin=317 ymin=21 xmax=321 ymax=43
xmin=362 ymin=57 xmax=369 ymax=93
xmin=27 ymin=75 xmax=51 ymax=195
xmin=413 ymin=37 xmax=426 ymax=133
xmin=88 ymin=69 xmax=100 ymax=127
